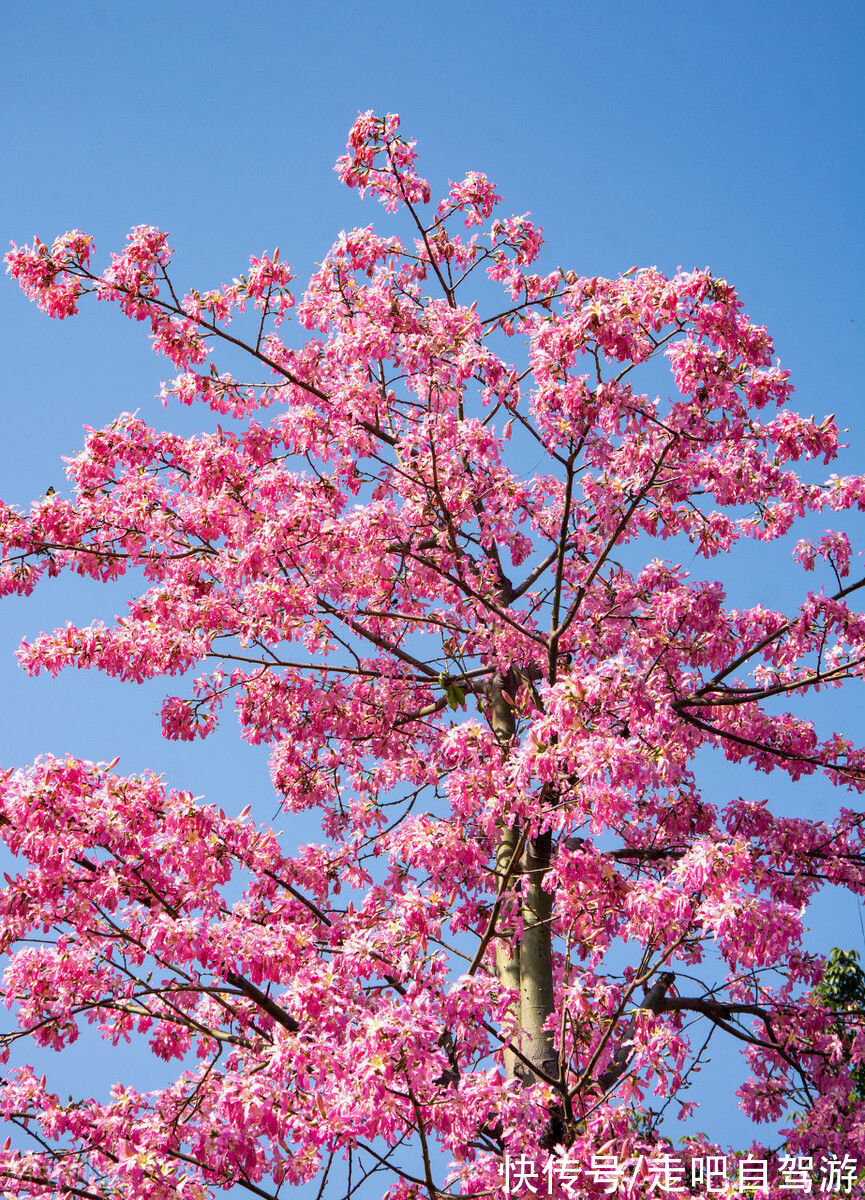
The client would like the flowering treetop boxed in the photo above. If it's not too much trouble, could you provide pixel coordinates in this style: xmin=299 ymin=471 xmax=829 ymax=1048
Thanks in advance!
xmin=1 ymin=111 xmax=864 ymax=1200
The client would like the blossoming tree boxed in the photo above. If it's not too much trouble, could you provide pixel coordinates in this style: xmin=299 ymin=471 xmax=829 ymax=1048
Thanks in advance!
xmin=1 ymin=112 xmax=864 ymax=1200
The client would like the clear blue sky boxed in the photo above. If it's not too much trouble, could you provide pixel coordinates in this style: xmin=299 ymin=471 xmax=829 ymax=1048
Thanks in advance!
xmin=0 ymin=0 xmax=863 ymax=1154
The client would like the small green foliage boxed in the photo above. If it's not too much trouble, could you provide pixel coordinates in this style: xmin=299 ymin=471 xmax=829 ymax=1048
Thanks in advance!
xmin=819 ymin=948 xmax=865 ymax=1010
xmin=438 ymin=673 xmax=466 ymax=711
xmin=818 ymin=948 xmax=865 ymax=1100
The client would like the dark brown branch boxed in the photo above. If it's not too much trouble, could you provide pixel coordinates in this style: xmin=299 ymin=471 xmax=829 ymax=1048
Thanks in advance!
xmin=693 ymin=575 xmax=865 ymax=696
xmin=223 ymin=971 xmax=299 ymax=1033
xmin=597 ymin=971 xmax=676 ymax=1092
xmin=673 ymin=706 xmax=864 ymax=782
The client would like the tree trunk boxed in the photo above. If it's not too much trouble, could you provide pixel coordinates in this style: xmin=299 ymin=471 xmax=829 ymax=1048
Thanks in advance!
xmin=488 ymin=671 xmax=556 ymax=1082
xmin=494 ymin=823 xmax=522 ymax=1078
xmin=518 ymin=828 xmax=556 ymax=1081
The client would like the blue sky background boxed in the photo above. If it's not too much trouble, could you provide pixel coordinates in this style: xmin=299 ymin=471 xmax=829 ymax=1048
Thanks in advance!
xmin=0 ymin=0 xmax=863 ymax=1160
